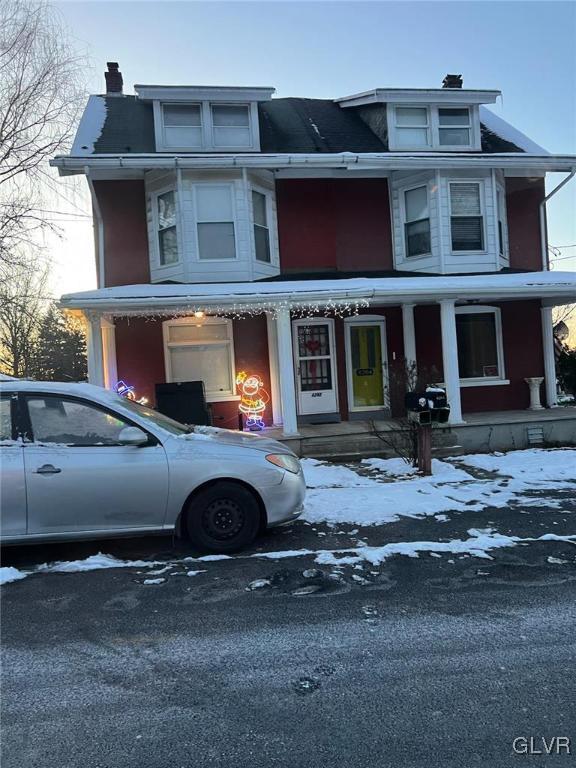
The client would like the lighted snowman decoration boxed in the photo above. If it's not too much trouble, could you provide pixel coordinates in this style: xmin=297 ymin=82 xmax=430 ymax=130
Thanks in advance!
xmin=236 ymin=371 xmax=269 ymax=430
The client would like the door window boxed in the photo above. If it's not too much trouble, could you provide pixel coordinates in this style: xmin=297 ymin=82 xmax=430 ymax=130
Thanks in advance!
xmin=26 ymin=397 xmax=133 ymax=446
xmin=350 ymin=325 xmax=384 ymax=408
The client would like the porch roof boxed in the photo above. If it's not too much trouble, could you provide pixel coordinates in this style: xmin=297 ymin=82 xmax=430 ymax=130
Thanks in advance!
xmin=60 ymin=271 xmax=576 ymax=316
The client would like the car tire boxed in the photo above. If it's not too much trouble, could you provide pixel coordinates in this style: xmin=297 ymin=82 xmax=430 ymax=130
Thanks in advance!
xmin=185 ymin=481 xmax=262 ymax=554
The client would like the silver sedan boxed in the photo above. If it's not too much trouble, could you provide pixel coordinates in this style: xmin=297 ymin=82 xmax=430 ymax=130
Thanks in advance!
xmin=0 ymin=380 xmax=305 ymax=553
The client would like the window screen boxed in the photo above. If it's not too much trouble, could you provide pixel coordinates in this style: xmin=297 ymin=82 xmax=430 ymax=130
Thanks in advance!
xmin=211 ymin=105 xmax=251 ymax=147
xmin=196 ymin=185 xmax=236 ymax=260
xmin=163 ymin=104 xmax=202 ymax=148
xmin=438 ymin=108 xmax=471 ymax=146
xmin=450 ymin=183 xmax=484 ymax=251
xmin=395 ymin=107 xmax=429 ymax=147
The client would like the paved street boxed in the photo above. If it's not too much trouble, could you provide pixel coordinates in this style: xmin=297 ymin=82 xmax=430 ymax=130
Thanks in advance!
xmin=2 ymin=479 xmax=575 ymax=768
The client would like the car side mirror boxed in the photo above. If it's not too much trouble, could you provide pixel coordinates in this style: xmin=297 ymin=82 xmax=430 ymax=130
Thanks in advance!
xmin=118 ymin=426 xmax=149 ymax=446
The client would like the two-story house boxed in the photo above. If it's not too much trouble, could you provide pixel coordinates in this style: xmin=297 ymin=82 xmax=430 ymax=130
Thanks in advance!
xmin=53 ymin=64 xmax=576 ymax=449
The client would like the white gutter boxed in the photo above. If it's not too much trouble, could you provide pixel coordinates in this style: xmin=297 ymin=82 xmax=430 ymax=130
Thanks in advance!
xmin=52 ymin=153 xmax=576 ymax=175
xmin=539 ymin=170 xmax=576 ymax=270
xmin=85 ymin=168 xmax=105 ymax=287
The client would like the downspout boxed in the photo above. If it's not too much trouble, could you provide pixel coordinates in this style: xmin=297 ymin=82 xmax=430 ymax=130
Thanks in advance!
xmin=85 ymin=167 xmax=105 ymax=288
xmin=540 ymin=170 xmax=575 ymax=270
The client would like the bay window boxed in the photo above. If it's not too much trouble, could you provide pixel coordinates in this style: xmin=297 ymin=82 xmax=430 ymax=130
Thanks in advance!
xmin=438 ymin=108 xmax=471 ymax=146
xmin=211 ymin=104 xmax=251 ymax=148
xmin=157 ymin=190 xmax=178 ymax=265
xmin=162 ymin=104 xmax=202 ymax=149
xmin=163 ymin=318 xmax=236 ymax=400
xmin=195 ymin=185 xmax=236 ymax=260
xmin=404 ymin=185 xmax=431 ymax=257
xmin=450 ymin=182 xmax=484 ymax=251
xmin=455 ymin=307 xmax=504 ymax=381
xmin=252 ymin=190 xmax=271 ymax=263
xmin=395 ymin=107 xmax=430 ymax=148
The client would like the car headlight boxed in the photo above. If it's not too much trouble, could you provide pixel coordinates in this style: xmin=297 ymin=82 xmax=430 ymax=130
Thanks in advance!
xmin=265 ymin=454 xmax=301 ymax=474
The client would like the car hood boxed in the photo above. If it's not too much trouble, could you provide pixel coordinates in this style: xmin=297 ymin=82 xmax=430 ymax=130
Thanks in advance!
xmin=176 ymin=425 xmax=297 ymax=456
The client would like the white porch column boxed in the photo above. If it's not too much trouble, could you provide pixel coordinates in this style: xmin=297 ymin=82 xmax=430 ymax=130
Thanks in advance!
xmin=101 ymin=318 xmax=118 ymax=390
xmin=541 ymin=305 xmax=558 ymax=407
xmin=265 ymin=312 xmax=283 ymax=426
xmin=402 ymin=303 xmax=417 ymax=373
xmin=439 ymin=299 xmax=464 ymax=424
xmin=275 ymin=307 xmax=299 ymax=436
xmin=85 ymin=313 xmax=105 ymax=387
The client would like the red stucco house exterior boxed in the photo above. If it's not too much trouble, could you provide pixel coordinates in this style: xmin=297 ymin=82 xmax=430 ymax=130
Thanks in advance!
xmin=52 ymin=65 xmax=576 ymax=445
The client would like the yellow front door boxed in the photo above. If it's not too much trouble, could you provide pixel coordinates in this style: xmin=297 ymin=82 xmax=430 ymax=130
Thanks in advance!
xmin=349 ymin=324 xmax=385 ymax=409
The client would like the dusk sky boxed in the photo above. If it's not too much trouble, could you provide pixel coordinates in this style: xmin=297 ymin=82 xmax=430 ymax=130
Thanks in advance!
xmin=49 ymin=0 xmax=576 ymax=296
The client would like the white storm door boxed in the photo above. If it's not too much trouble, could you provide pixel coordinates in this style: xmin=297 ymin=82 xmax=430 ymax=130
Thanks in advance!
xmin=293 ymin=319 xmax=338 ymax=415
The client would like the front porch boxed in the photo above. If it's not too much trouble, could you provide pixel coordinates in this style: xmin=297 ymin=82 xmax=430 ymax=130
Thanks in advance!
xmin=60 ymin=271 xmax=576 ymax=454
xmin=267 ymin=407 xmax=576 ymax=460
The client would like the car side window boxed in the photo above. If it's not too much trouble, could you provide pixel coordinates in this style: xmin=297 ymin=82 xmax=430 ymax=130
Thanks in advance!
xmin=0 ymin=397 xmax=12 ymax=441
xmin=26 ymin=397 xmax=133 ymax=446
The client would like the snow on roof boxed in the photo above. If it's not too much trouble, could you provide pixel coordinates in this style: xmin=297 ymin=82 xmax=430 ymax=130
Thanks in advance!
xmin=59 ymin=271 xmax=576 ymax=311
xmin=479 ymin=106 xmax=548 ymax=155
xmin=71 ymin=95 xmax=107 ymax=156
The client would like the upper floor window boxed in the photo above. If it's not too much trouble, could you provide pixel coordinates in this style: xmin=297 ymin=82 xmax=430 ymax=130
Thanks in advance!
xmin=211 ymin=105 xmax=251 ymax=148
xmin=449 ymin=182 xmax=484 ymax=252
xmin=195 ymin=184 xmax=236 ymax=260
xmin=252 ymin=190 xmax=271 ymax=263
xmin=438 ymin=108 xmax=471 ymax=146
xmin=403 ymin=185 xmax=431 ymax=257
xmin=395 ymin=108 xmax=430 ymax=148
xmin=389 ymin=104 xmax=479 ymax=151
xmin=157 ymin=190 xmax=178 ymax=265
xmin=496 ymin=186 xmax=507 ymax=257
xmin=162 ymin=104 xmax=202 ymax=149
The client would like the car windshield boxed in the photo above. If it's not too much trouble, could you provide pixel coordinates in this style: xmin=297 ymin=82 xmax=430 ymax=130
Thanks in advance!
xmin=114 ymin=396 xmax=192 ymax=436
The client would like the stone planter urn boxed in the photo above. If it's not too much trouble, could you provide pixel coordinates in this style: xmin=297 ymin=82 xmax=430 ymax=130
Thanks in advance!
xmin=525 ymin=377 xmax=544 ymax=410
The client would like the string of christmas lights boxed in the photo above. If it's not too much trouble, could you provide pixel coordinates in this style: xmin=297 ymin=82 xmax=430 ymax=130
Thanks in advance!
xmin=100 ymin=297 xmax=371 ymax=322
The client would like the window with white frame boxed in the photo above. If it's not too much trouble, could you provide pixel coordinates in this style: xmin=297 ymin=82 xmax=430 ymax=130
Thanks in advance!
xmin=403 ymin=185 xmax=431 ymax=257
xmin=450 ymin=182 xmax=484 ymax=252
xmin=438 ymin=108 xmax=471 ymax=146
xmin=164 ymin=318 xmax=236 ymax=399
xmin=195 ymin=185 xmax=236 ymax=260
xmin=252 ymin=190 xmax=271 ymax=263
xmin=162 ymin=104 xmax=202 ymax=149
xmin=157 ymin=190 xmax=178 ymax=265
xmin=211 ymin=104 xmax=251 ymax=148
xmin=394 ymin=107 xmax=430 ymax=148
xmin=455 ymin=307 xmax=504 ymax=381
xmin=496 ymin=186 xmax=507 ymax=256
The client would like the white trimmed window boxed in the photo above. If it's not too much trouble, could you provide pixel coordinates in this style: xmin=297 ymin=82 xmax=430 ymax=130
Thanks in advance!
xmin=449 ymin=182 xmax=484 ymax=252
xmin=162 ymin=104 xmax=202 ymax=149
xmin=394 ymin=107 xmax=430 ymax=148
xmin=403 ymin=185 xmax=431 ymax=257
xmin=156 ymin=190 xmax=178 ymax=265
xmin=455 ymin=306 xmax=505 ymax=382
xmin=194 ymin=185 xmax=236 ymax=260
xmin=438 ymin=108 xmax=471 ymax=147
xmin=163 ymin=318 xmax=236 ymax=400
xmin=211 ymin=104 xmax=251 ymax=148
xmin=252 ymin=190 xmax=271 ymax=263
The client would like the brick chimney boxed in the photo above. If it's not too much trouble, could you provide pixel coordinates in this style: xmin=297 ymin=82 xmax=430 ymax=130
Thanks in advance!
xmin=105 ymin=62 xmax=123 ymax=95
xmin=442 ymin=74 xmax=463 ymax=89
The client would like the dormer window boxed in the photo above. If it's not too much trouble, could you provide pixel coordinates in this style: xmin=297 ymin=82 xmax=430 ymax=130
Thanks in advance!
xmin=438 ymin=108 xmax=471 ymax=146
xmin=395 ymin=108 xmax=430 ymax=148
xmin=211 ymin=105 xmax=251 ymax=148
xmin=387 ymin=104 xmax=480 ymax=151
xmin=162 ymin=104 xmax=202 ymax=149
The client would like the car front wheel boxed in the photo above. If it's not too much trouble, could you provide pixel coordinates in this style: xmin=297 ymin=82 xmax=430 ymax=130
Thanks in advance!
xmin=185 ymin=481 xmax=262 ymax=553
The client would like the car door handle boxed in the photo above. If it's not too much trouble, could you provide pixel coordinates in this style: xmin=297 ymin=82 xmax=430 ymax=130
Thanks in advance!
xmin=35 ymin=464 xmax=62 ymax=475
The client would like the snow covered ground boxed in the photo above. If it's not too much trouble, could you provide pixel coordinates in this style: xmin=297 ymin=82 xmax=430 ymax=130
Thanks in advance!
xmin=1 ymin=448 xmax=574 ymax=586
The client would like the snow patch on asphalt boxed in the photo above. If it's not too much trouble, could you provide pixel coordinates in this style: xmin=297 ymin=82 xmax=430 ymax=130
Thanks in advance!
xmin=456 ymin=448 xmax=576 ymax=483
xmin=37 ymin=554 xmax=166 ymax=573
xmin=0 ymin=567 xmax=28 ymax=585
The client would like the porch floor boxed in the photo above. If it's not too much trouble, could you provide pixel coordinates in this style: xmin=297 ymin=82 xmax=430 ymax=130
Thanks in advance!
xmin=263 ymin=406 xmax=576 ymax=460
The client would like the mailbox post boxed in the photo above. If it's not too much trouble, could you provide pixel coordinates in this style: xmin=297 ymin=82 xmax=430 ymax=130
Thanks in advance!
xmin=405 ymin=388 xmax=450 ymax=476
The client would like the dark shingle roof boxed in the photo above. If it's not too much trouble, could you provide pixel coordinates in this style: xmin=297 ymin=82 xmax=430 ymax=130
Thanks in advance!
xmin=91 ymin=95 xmax=525 ymax=155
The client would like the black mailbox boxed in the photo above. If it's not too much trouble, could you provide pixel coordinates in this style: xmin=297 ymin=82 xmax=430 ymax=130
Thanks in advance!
xmin=405 ymin=387 xmax=450 ymax=425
